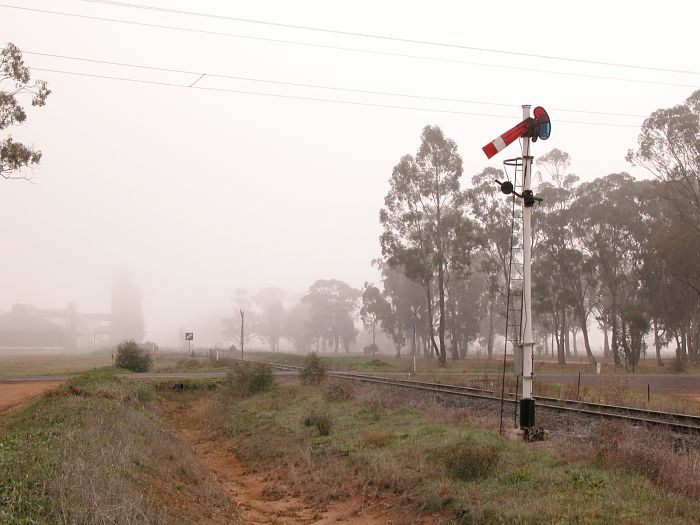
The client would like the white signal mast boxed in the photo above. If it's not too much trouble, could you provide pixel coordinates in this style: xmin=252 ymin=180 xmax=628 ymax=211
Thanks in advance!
xmin=482 ymin=104 xmax=551 ymax=433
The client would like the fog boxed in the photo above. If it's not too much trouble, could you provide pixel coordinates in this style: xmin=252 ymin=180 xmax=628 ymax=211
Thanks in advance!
xmin=1 ymin=0 xmax=698 ymax=347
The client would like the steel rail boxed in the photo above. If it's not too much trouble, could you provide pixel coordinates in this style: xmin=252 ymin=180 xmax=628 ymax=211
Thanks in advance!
xmin=227 ymin=358 xmax=700 ymax=433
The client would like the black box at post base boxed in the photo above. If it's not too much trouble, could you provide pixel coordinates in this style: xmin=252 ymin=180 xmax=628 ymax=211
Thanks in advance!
xmin=520 ymin=398 xmax=535 ymax=429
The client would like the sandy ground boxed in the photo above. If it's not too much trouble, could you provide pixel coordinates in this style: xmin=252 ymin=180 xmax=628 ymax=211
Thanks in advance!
xmin=162 ymin=394 xmax=431 ymax=525
xmin=0 ymin=380 xmax=64 ymax=415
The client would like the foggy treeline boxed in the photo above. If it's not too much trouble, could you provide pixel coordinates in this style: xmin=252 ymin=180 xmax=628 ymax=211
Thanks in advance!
xmin=225 ymin=90 xmax=700 ymax=369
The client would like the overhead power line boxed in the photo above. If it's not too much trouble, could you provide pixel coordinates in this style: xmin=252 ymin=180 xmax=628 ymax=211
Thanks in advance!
xmin=24 ymin=51 xmax=647 ymax=118
xmin=83 ymin=0 xmax=700 ymax=77
xmin=30 ymin=66 xmax=640 ymax=128
xmin=2 ymin=4 xmax=698 ymax=90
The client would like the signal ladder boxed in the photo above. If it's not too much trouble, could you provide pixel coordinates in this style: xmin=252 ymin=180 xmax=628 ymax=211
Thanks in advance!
xmin=503 ymin=157 xmax=525 ymax=348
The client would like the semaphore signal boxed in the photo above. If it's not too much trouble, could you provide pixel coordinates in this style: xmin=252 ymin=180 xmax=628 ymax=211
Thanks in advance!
xmin=482 ymin=106 xmax=551 ymax=159
xmin=481 ymin=105 xmax=551 ymax=438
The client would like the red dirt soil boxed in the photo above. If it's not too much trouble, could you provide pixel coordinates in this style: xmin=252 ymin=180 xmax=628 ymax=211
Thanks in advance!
xmin=0 ymin=381 xmax=64 ymax=415
xmin=163 ymin=395 xmax=433 ymax=525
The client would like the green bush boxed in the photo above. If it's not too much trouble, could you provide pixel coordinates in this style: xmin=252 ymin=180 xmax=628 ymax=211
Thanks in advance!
xmin=299 ymin=352 xmax=327 ymax=386
xmin=226 ymin=363 xmax=274 ymax=397
xmin=115 ymin=341 xmax=152 ymax=372
xmin=438 ymin=442 xmax=500 ymax=481
xmin=303 ymin=413 xmax=332 ymax=436
xmin=323 ymin=382 xmax=355 ymax=402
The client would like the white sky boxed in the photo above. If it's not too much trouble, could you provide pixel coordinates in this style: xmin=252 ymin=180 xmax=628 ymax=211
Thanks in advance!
xmin=1 ymin=0 xmax=698 ymax=345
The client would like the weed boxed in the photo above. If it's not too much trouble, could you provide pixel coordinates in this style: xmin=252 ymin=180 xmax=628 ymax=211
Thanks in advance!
xmin=136 ymin=384 xmax=155 ymax=402
xmin=303 ymin=413 xmax=332 ymax=436
xmin=362 ymin=429 xmax=392 ymax=448
xmin=593 ymin=421 xmax=700 ymax=499
xmin=436 ymin=442 xmax=500 ymax=481
xmin=0 ymin=372 xmax=236 ymax=523
xmin=323 ymin=381 xmax=355 ymax=402
xmin=502 ymin=468 xmax=530 ymax=485
xmin=225 ymin=363 xmax=275 ymax=397
xmin=671 ymin=357 xmax=688 ymax=373
xmin=299 ymin=352 xmax=327 ymax=386
xmin=600 ymin=374 xmax=632 ymax=405
xmin=362 ymin=399 xmax=386 ymax=421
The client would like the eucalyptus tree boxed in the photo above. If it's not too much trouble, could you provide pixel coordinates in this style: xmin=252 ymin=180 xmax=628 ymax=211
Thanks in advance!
xmin=301 ymin=279 xmax=360 ymax=353
xmin=376 ymin=260 xmax=426 ymax=357
xmin=360 ymin=282 xmax=388 ymax=356
xmin=1 ymin=43 xmax=50 ymax=179
xmin=627 ymin=89 xmax=700 ymax=238
xmin=534 ymin=177 xmax=598 ymax=365
xmin=253 ymin=287 xmax=286 ymax=352
xmin=380 ymin=125 xmax=468 ymax=365
xmin=466 ymin=167 xmax=512 ymax=358
xmin=627 ymin=90 xmax=700 ymax=363
xmin=571 ymin=173 xmax=644 ymax=366
xmin=283 ymin=302 xmax=314 ymax=352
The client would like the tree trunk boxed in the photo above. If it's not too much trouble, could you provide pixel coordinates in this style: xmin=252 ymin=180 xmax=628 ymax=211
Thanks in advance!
xmin=448 ymin=290 xmax=459 ymax=361
xmin=551 ymin=333 xmax=554 ymax=357
xmin=653 ymin=318 xmax=663 ymax=366
xmin=611 ymin=307 xmax=621 ymax=366
xmin=581 ymin=320 xmax=596 ymax=365
xmin=621 ymin=321 xmax=630 ymax=372
xmin=563 ymin=309 xmax=571 ymax=358
xmin=687 ymin=321 xmax=696 ymax=363
xmin=487 ymin=304 xmax=495 ymax=359
xmin=425 ymin=280 xmax=438 ymax=359
xmin=557 ymin=309 xmax=566 ymax=364
xmin=572 ymin=329 xmax=578 ymax=357
xmin=437 ymin=261 xmax=447 ymax=366
xmin=603 ymin=323 xmax=610 ymax=360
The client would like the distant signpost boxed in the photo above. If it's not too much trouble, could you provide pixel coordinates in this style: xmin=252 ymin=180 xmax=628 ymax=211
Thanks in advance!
xmin=185 ymin=332 xmax=194 ymax=355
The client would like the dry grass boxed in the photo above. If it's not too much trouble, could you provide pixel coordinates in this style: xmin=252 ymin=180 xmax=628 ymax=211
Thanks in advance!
xmin=210 ymin=378 xmax=700 ymax=523
xmin=361 ymin=428 xmax=393 ymax=448
xmin=0 ymin=369 xmax=239 ymax=524
xmin=322 ymin=381 xmax=355 ymax=402
xmin=591 ymin=421 xmax=700 ymax=500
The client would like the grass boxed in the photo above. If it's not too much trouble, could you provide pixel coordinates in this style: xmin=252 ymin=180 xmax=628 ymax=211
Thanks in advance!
xmin=215 ymin=378 xmax=700 ymax=523
xmin=0 ymin=368 xmax=237 ymax=524
xmin=0 ymin=351 xmax=113 ymax=377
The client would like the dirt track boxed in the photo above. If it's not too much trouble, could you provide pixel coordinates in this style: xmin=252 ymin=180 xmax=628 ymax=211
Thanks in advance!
xmin=0 ymin=381 xmax=64 ymax=415
xmin=162 ymin=393 xmax=428 ymax=525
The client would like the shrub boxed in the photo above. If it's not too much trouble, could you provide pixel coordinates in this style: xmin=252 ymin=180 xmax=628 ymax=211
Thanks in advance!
xmin=303 ymin=413 xmax=332 ymax=436
xmin=363 ymin=343 xmax=379 ymax=355
xmin=135 ymin=384 xmax=155 ymax=402
xmin=671 ymin=357 xmax=687 ymax=373
xmin=437 ymin=442 xmax=500 ymax=481
xmin=323 ymin=382 xmax=355 ymax=402
xmin=225 ymin=363 xmax=274 ymax=397
xmin=299 ymin=352 xmax=327 ymax=386
xmin=362 ymin=429 xmax=392 ymax=448
xmin=115 ymin=341 xmax=153 ymax=372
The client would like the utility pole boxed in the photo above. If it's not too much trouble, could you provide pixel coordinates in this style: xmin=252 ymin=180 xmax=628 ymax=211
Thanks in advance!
xmin=240 ymin=309 xmax=245 ymax=361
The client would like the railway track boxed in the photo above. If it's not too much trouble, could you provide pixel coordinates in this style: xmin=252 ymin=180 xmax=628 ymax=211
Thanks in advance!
xmin=229 ymin=358 xmax=700 ymax=434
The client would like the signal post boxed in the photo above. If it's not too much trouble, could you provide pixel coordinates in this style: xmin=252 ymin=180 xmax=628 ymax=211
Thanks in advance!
xmin=519 ymin=105 xmax=535 ymax=429
xmin=482 ymin=105 xmax=551 ymax=435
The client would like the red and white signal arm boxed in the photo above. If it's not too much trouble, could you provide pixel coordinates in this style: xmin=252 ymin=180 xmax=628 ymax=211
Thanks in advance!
xmin=482 ymin=106 xmax=551 ymax=159
xmin=185 ymin=332 xmax=194 ymax=341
